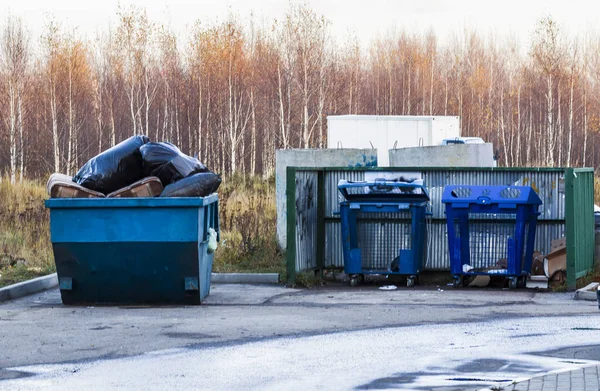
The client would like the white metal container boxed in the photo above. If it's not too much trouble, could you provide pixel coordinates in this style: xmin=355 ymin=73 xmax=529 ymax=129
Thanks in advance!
xmin=326 ymin=115 xmax=460 ymax=166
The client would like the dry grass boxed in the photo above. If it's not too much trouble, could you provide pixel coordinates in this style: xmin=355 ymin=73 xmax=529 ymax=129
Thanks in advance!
xmin=0 ymin=174 xmax=283 ymax=287
xmin=0 ymin=177 xmax=54 ymax=287
xmin=214 ymin=174 xmax=284 ymax=274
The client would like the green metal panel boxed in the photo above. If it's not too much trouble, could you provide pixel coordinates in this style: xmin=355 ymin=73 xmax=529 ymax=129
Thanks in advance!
xmin=286 ymin=166 xmax=297 ymax=285
xmin=565 ymin=168 xmax=595 ymax=290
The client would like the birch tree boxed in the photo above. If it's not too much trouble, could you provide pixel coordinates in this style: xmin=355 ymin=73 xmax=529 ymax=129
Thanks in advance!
xmin=531 ymin=16 xmax=566 ymax=167
xmin=1 ymin=16 xmax=29 ymax=183
xmin=42 ymin=20 xmax=61 ymax=174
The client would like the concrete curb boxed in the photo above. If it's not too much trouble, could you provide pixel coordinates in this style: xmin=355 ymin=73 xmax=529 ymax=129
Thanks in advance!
xmin=0 ymin=273 xmax=58 ymax=303
xmin=211 ymin=273 xmax=280 ymax=284
xmin=574 ymin=282 xmax=599 ymax=301
xmin=0 ymin=272 xmax=281 ymax=303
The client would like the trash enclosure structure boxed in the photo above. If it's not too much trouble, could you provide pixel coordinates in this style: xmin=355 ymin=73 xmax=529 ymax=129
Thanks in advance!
xmin=286 ymin=167 xmax=594 ymax=290
xmin=338 ymin=179 xmax=430 ymax=287
xmin=442 ymin=185 xmax=542 ymax=288
xmin=45 ymin=196 xmax=219 ymax=305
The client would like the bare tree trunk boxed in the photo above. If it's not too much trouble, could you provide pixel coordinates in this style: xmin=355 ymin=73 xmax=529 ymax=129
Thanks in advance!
xmin=567 ymin=71 xmax=574 ymax=166
xmin=129 ymin=77 xmax=137 ymax=136
xmin=175 ymin=91 xmax=180 ymax=147
xmin=51 ymin=81 xmax=60 ymax=173
xmin=508 ymin=84 xmax=514 ymax=167
xmin=155 ymin=107 xmax=160 ymax=141
xmin=96 ymin=87 xmax=103 ymax=155
xmin=187 ymin=105 xmax=192 ymax=156
xmin=318 ymin=98 xmax=324 ymax=149
xmin=500 ymin=85 xmax=507 ymax=166
xmin=110 ymin=105 xmax=116 ymax=147
xmin=302 ymin=59 xmax=310 ymax=148
xmin=228 ymin=60 xmax=236 ymax=173
xmin=516 ymin=86 xmax=521 ymax=166
xmin=407 ymin=63 xmax=411 ymax=114
xmin=277 ymin=65 xmax=288 ymax=149
xmin=162 ymin=85 xmax=168 ymax=141
xmin=430 ymin=53 xmax=434 ymax=115
xmin=318 ymin=58 xmax=327 ymax=149
xmin=168 ymin=92 xmax=174 ymax=142
xmin=388 ymin=60 xmax=393 ymax=115
xmin=583 ymin=82 xmax=588 ymax=166
xmin=18 ymin=90 xmax=24 ymax=180
xmin=145 ymin=67 xmax=151 ymax=135
xmin=421 ymin=68 xmax=426 ymax=116
xmin=250 ymin=89 xmax=257 ymax=175
xmin=444 ymin=73 xmax=448 ymax=116
xmin=538 ymin=102 xmax=543 ymax=165
xmin=2 ymin=18 xmax=28 ymax=182
xmin=8 ymin=82 xmax=17 ymax=183
xmin=74 ymin=133 xmax=79 ymax=173
xmin=557 ymin=81 xmax=562 ymax=167
xmin=204 ymin=83 xmax=211 ymax=163
xmin=546 ymin=75 xmax=554 ymax=167
xmin=197 ymin=74 xmax=203 ymax=158
xmin=348 ymin=69 xmax=353 ymax=114
xmin=67 ymin=61 xmax=74 ymax=176
xmin=526 ymin=93 xmax=532 ymax=166
xmin=240 ymin=134 xmax=246 ymax=173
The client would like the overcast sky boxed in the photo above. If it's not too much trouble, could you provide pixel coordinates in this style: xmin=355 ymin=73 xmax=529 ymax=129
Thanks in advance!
xmin=1 ymin=0 xmax=600 ymax=48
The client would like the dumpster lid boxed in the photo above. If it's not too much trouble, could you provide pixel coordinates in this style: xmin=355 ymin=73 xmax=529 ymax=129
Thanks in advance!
xmin=338 ymin=179 xmax=429 ymax=203
xmin=45 ymin=193 xmax=218 ymax=208
xmin=441 ymin=185 xmax=542 ymax=206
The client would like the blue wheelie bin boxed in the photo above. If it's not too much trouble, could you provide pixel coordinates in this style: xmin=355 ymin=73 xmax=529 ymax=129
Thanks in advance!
xmin=45 ymin=195 xmax=219 ymax=305
xmin=338 ymin=179 xmax=430 ymax=287
xmin=442 ymin=185 xmax=542 ymax=289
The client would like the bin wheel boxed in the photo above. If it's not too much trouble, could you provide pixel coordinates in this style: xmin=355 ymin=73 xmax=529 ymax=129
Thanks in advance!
xmin=508 ymin=277 xmax=518 ymax=289
xmin=407 ymin=277 xmax=415 ymax=288
xmin=452 ymin=276 xmax=461 ymax=289
xmin=349 ymin=275 xmax=362 ymax=287
xmin=517 ymin=276 xmax=527 ymax=289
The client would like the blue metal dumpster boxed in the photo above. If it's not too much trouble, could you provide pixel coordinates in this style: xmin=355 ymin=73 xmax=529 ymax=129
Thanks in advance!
xmin=45 ymin=195 xmax=219 ymax=305
xmin=338 ymin=179 xmax=430 ymax=287
xmin=441 ymin=185 xmax=541 ymax=289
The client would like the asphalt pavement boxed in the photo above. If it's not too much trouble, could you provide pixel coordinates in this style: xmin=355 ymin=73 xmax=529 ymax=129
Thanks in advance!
xmin=1 ymin=283 xmax=599 ymax=390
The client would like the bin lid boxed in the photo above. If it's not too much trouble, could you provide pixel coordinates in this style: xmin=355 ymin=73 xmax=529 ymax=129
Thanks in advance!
xmin=441 ymin=185 xmax=542 ymax=206
xmin=338 ymin=179 xmax=430 ymax=203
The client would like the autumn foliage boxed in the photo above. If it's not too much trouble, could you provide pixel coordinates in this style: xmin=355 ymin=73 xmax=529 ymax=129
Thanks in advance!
xmin=0 ymin=7 xmax=599 ymax=182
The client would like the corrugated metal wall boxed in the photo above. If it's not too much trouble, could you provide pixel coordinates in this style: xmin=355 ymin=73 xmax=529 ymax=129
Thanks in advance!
xmin=294 ymin=171 xmax=318 ymax=272
xmin=295 ymin=168 xmax=566 ymax=272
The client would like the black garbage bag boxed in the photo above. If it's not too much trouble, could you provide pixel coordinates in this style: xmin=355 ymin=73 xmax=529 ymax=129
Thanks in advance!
xmin=73 ymin=135 xmax=149 ymax=194
xmin=160 ymin=172 xmax=221 ymax=197
xmin=140 ymin=142 xmax=208 ymax=186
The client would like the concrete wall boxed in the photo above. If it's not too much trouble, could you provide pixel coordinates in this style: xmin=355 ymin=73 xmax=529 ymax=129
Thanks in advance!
xmin=276 ymin=149 xmax=377 ymax=249
xmin=388 ymin=143 xmax=495 ymax=167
